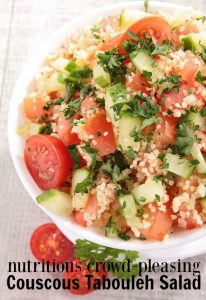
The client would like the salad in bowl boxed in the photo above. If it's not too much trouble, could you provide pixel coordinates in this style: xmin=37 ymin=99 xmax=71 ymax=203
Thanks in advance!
xmin=13 ymin=1 xmax=206 ymax=247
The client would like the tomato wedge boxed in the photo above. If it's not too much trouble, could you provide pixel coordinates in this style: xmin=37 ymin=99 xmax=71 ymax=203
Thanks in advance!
xmin=65 ymin=257 xmax=107 ymax=295
xmin=30 ymin=224 xmax=74 ymax=264
xmin=140 ymin=205 xmax=172 ymax=241
xmin=24 ymin=97 xmax=46 ymax=120
xmin=24 ymin=134 xmax=73 ymax=190
xmin=81 ymin=112 xmax=117 ymax=156
xmin=57 ymin=113 xmax=80 ymax=147
xmin=120 ymin=16 xmax=172 ymax=52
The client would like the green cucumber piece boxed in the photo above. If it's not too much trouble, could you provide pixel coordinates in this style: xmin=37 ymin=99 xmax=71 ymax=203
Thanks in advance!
xmin=118 ymin=113 xmax=141 ymax=152
xmin=119 ymin=9 xmax=150 ymax=28
xmin=36 ymin=189 xmax=72 ymax=217
xmin=130 ymin=50 xmax=163 ymax=83
xmin=165 ymin=153 xmax=194 ymax=179
xmin=71 ymin=168 xmax=90 ymax=209
xmin=93 ymin=64 xmax=111 ymax=88
xmin=16 ymin=122 xmax=45 ymax=137
xmin=185 ymin=112 xmax=206 ymax=129
xmin=181 ymin=31 xmax=206 ymax=52
xmin=191 ymin=143 xmax=206 ymax=174
xmin=119 ymin=194 xmax=140 ymax=236
xmin=131 ymin=181 xmax=166 ymax=206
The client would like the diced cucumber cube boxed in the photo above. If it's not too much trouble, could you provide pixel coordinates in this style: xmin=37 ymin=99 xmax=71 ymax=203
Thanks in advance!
xmin=191 ymin=143 xmax=206 ymax=174
xmin=165 ymin=153 xmax=194 ymax=179
xmin=119 ymin=9 xmax=150 ymax=28
xmin=16 ymin=122 xmax=45 ymax=137
xmin=93 ymin=64 xmax=111 ymax=88
xmin=131 ymin=181 xmax=166 ymax=206
xmin=118 ymin=113 xmax=141 ymax=152
xmin=181 ymin=31 xmax=206 ymax=52
xmin=36 ymin=189 xmax=72 ymax=217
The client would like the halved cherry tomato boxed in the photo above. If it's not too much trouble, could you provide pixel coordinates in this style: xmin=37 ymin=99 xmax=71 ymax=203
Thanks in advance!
xmin=125 ymin=71 xmax=151 ymax=94
xmin=30 ymin=223 xmax=74 ymax=264
xmin=154 ymin=115 xmax=178 ymax=145
xmin=101 ymin=33 xmax=123 ymax=52
xmin=24 ymin=134 xmax=73 ymax=190
xmin=73 ymin=193 xmax=98 ymax=227
xmin=172 ymin=51 xmax=198 ymax=82
xmin=80 ymin=96 xmax=99 ymax=117
xmin=120 ymin=16 xmax=172 ymax=53
xmin=140 ymin=205 xmax=172 ymax=241
xmin=81 ymin=112 xmax=117 ymax=156
xmin=65 ymin=257 xmax=107 ymax=295
xmin=24 ymin=97 xmax=46 ymax=120
xmin=57 ymin=113 xmax=80 ymax=147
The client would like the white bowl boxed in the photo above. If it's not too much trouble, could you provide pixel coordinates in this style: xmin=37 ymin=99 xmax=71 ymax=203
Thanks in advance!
xmin=8 ymin=1 xmax=206 ymax=261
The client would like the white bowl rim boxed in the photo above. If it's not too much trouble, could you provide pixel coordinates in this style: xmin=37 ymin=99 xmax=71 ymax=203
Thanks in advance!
xmin=8 ymin=0 xmax=206 ymax=258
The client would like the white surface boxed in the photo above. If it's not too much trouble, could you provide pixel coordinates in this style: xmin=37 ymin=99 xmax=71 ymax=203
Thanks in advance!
xmin=1 ymin=0 xmax=206 ymax=299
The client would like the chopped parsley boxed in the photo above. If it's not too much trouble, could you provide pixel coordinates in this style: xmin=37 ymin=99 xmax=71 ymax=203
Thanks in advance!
xmin=175 ymin=122 xmax=197 ymax=156
xmin=74 ymin=176 xmax=94 ymax=194
xmin=125 ymin=147 xmax=137 ymax=161
xmin=157 ymin=74 xmax=182 ymax=94
xmin=81 ymin=142 xmax=102 ymax=170
xmin=117 ymin=229 xmax=130 ymax=241
xmin=195 ymin=71 xmax=206 ymax=87
xmin=67 ymin=144 xmax=80 ymax=170
xmin=104 ymin=217 xmax=117 ymax=237
xmin=97 ymin=49 xmax=127 ymax=83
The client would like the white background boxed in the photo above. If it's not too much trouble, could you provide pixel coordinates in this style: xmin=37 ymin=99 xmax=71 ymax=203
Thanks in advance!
xmin=0 ymin=0 xmax=206 ymax=299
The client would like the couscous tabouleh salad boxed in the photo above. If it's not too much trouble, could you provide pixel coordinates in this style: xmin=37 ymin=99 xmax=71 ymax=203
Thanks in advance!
xmin=18 ymin=6 xmax=206 ymax=241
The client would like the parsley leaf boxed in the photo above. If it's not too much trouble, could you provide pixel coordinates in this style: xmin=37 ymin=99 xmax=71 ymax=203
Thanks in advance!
xmin=81 ymin=142 xmax=102 ymax=170
xmin=104 ymin=217 xmax=117 ymax=237
xmin=124 ymin=147 xmax=137 ymax=161
xmin=74 ymin=176 xmax=93 ymax=194
xmin=140 ymin=116 xmax=161 ymax=131
xmin=97 ymin=49 xmax=127 ymax=83
xmin=195 ymin=71 xmax=206 ymax=87
xmin=117 ymin=229 xmax=130 ymax=241
xmin=157 ymin=74 xmax=182 ymax=94
xmin=176 ymin=122 xmax=197 ymax=156
xmin=74 ymin=239 xmax=140 ymax=280
xmin=68 ymin=144 xmax=80 ymax=170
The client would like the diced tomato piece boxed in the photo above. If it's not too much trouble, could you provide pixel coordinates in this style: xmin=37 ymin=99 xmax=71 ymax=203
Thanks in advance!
xmin=125 ymin=72 xmax=151 ymax=94
xmin=24 ymin=97 xmax=46 ymax=120
xmin=81 ymin=112 xmax=117 ymax=156
xmin=154 ymin=115 xmax=178 ymax=145
xmin=73 ymin=193 xmax=98 ymax=227
xmin=172 ymin=51 xmax=198 ymax=82
xmin=140 ymin=205 xmax=172 ymax=241
xmin=175 ymin=22 xmax=198 ymax=36
xmin=57 ymin=113 xmax=80 ymax=147
xmin=49 ymin=91 xmax=58 ymax=100
xmin=80 ymin=96 xmax=99 ymax=117
xmin=101 ymin=33 xmax=123 ymax=52
xmin=162 ymin=82 xmax=189 ymax=111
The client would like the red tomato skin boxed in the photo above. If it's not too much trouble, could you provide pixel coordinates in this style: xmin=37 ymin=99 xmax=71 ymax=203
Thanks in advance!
xmin=126 ymin=72 xmax=151 ymax=94
xmin=162 ymin=82 xmax=189 ymax=111
xmin=82 ymin=113 xmax=117 ymax=156
xmin=140 ymin=206 xmax=172 ymax=241
xmin=172 ymin=52 xmax=198 ymax=82
xmin=24 ymin=97 xmax=46 ymax=120
xmin=65 ymin=257 xmax=107 ymax=295
xmin=120 ymin=16 xmax=172 ymax=54
xmin=154 ymin=115 xmax=178 ymax=145
xmin=80 ymin=96 xmax=99 ymax=117
xmin=24 ymin=135 xmax=73 ymax=190
xmin=57 ymin=113 xmax=80 ymax=147
xmin=30 ymin=223 xmax=74 ymax=264
xmin=73 ymin=210 xmax=87 ymax=227
xmin=101 ymin=33 xmax=123 ymax=52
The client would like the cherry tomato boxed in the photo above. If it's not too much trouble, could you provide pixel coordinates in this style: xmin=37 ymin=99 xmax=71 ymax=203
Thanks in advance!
xmin=101 ymin=33 xmax=123 ymax=52
xmin=81 ymin=112 xmax=117 ymax=156
xmin=57 ymin=113 xmax=80 ymax=147
xmin=73 ymin=193 xmax=98 ymax=227
xmin=65 ymin=257 xmax=107 ymax=295
xmin=120 ymin=16 xmax=172 ymax=53
xmin=24 ymin=97 xmax=46 ymax=120
xmin=125 ymin=72 xmax=151 ymax=94
xmin=30 ymin=223 xmax=74 ymax=264
xmin=140 ymin=205 xmax=172 ymax=241
xmin=80 ymin=96 xmax=99 ymax=117
xmin=24 ymin=134 xmax=73 ymax=190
